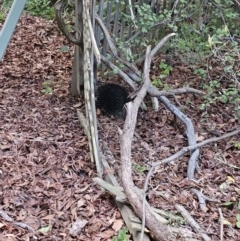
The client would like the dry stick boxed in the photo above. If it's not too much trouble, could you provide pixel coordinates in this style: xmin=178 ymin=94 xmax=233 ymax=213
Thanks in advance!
xmin=144 ymin=128 xmax=240 ymax=190
xmin=142 ymin=128 xmax=240 ymax=239
xmin=148 ymin=86 xmax=205 ymax=97
xmin=175 ymin=205 xmax=212 ymax=241
xmin=120 ymin=46 xmax=174 ymax=241
xmin=140 ymin=33 xmax=177 ymax=241
xmin=96 ymin=17 xmax=204 ymax=98
xmin=219 ymin=208 xmax=224 ymax=241
xmin=191 ymin=188 xmax=220 ymax=212
xmin=96 ymin=16 xmax=203 ymax=99
xmin=154 ymin=128 xmax=240 ymax=166
xmin=159 ymin=96 xmax=199 ymax=180
xmin=95 ymin=13 xmax=141 ymax=76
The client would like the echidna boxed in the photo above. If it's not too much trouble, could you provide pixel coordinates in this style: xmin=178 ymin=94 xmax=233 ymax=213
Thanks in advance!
xmin=96 ymin=83 xmax=130 ymax=118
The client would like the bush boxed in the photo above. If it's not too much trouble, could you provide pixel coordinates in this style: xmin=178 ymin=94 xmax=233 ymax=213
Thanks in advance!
xmin=1 ymin=0 xmax=55 ymax=20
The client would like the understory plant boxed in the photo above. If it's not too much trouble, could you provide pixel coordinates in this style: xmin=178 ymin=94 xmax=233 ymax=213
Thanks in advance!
xmin=1 ymin=0 xmax=55 ymax=20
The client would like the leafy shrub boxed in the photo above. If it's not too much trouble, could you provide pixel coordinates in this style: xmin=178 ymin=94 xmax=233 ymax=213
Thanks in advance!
xmin=1 ymin=0 xmax=55 ymax=20
xmin=25 ymin=0 xmax=55 ymax=20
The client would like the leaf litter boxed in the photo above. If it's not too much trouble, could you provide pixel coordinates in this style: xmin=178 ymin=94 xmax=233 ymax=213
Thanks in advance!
xmin=0 ymin=15 xmax=122 ymax=241
xmin=0 ymin=14 xmax=240 ymax=241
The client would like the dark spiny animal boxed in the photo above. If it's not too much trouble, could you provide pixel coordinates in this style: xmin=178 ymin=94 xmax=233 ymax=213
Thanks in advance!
xmin=96 ymin=83 xmax=130 ymax=118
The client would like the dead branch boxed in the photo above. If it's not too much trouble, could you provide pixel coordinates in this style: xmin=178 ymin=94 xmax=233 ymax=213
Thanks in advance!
xmin=128 ymin=72 xmax=205 ymax=96
xmin=93 ymin=177 xmax=203 ymax=241
xmin=148 ymin=86 xmax=205 ymax=96
xmin=175 ymin=205 xmax=212 ymax=241
xmin=159 ymin=96 xmax=199 ymax=180
xmin=96 ymin=18 xmax=203 ymax=100
xmin=191 ymin=189 xmax=220 ymax=212
xmin=99 ymin=143 xmax=151 ymax=241
xmin=100 ymin=55 xmax=137 ymax=89
xmin=151 ymin=128 xmax=240 ymax=167
xmin=150 ymin=33 xmax=176 ymax=58
xmin=120 ymin=46 xmax=175 ymax=241
xmin=141 ymin=128 xmax=239 ymax=239
xmin=95 ymin=13 xmax=141 ymax=76
xmin=54 ymin=0 xmax=83 ymax=46
xmin=142 ymin=128 xmax=239 ymax=239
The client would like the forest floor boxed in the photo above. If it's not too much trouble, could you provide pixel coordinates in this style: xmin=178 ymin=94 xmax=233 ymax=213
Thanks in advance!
xmin=0 ymin=15 xmax=239 ymax=241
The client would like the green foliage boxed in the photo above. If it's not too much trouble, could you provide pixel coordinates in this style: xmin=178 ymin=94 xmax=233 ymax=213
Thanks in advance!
xmin=1 ymin=0 xmax=13 ymax=10
xmin=237 ymin=213 xmax=240 ymax=228
xmin=134 ymin=3 xmax=159 ymax=33
xmin=59 ymin=45 xmax=70 ymax=52
xmin=25 ymin=0 xmax=55 ymax=20
xmin=200 ymin=80 xmax=240 ymax=118
xmin=152 ymin=62 xmax=171 ymax=88
xmin=159 ymin=62 xmax=172 ymax=78
xmin=132 ymin=163 xmax=147 ymax=173
xmin=174 ymin=23 xmax=210 ymax=64
xmin=115 ymin=2 xmax=170 ymax=62
xmin=232 ymin=141 xmax=240 ymax=149
xmin=41 ymin=81 xmax=52 ymax=94
xmin=112 ymin=228 xmax=129 ymax=241
xmin=198 ymin=24 xmax=240 ymax=118
xmin=194 ymin=67 xmax=206 ymax=79
xmin=38 ymin=226 xmax=50 ymax=233
xmin=1 ymin=0 xmax=55 ymax=20
xmin=0 ymin=11 xmax=5 ymax=23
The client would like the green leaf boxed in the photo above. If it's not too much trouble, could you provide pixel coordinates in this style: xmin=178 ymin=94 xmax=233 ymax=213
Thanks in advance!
xmin=38 ymin=226 xmax=50 ymax=233
xmin=219 ymin=182 xmax=228 ymax=190
xmin=236 ymin=221 xmax=240 ymax=228
xmin=60 ymin=45 xmax=70 ymax=52
xmin=221 ymin=202 xmax=234 ymax=206
xmin=133 ymin=163 xmax=147 ymax=173
xmin=112 ymin=228 xmax=129 ymax=241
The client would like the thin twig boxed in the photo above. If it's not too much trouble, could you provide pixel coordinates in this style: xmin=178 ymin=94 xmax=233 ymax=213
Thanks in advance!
xmin=175 ymin=205 xmax=211 ymax=241
xmin=191 ymin=189 xmax=220 ymax=212
xmin=152 ymin=128 xmax=240 ymax=167
xmin=219 ymin=208 xmax=224 ymax=241
xmin=142 ymin=128 xmax=240 ymax=237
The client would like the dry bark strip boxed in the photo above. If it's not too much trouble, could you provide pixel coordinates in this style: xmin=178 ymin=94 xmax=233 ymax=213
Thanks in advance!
xmin=120 ymin=46 xmax=175 ymax=241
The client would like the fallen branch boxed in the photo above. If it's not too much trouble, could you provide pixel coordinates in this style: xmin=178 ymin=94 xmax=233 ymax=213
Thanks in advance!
xmin=175 ymin=205 xmax=212 ymax=241
xmin=120 ymin=46 xmax=175 ymax=241
xmin=191 ymin=189 xmax=220 ymax=212
xmin=151 ymin=128 xmax=240 ymax=167
xmin=54 ymin=0 xmax=82 ymax=46
xmin=159 ymin=95 xmax=199 ymax=180
xmin=93 ymin=177 xmax=202 ymax=241
xmin=143 ymin=128 xmax=240 ymax=195
xmin=142 ymin=128 xmax=240 ymax=240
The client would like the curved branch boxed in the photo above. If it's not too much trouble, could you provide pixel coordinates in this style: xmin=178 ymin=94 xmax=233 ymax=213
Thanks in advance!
xmin=120 ymin=46 xmax=175 ymax=241
xmin=54 ymin=0 xmax=83 ymax=46
xmin=95 ymin=13 xmax=141 ymax=77
xmin=159 ymin=96 xmax=199 ymax=180
xmin=152 ymin=128 xmax=240 ymax=167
